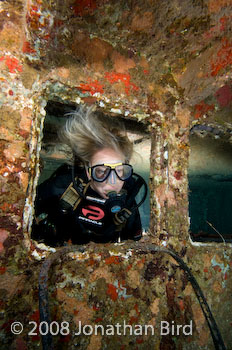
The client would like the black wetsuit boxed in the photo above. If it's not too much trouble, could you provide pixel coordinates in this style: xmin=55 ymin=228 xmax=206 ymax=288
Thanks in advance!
xmin=31 ymin=164 xmax=142 ymax=246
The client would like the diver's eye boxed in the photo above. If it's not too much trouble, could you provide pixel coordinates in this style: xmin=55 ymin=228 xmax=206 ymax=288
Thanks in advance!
xmin=94 ymin=166 xmax=109 ymax=180
xmin=116 ymin=165 xmax=123 ymax=177
xmin=115 ymin=164 xmax=133 ymax=180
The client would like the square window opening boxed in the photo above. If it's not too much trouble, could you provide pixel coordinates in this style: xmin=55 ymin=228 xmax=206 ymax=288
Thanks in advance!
xmin=31 ymin=100 xmax=151 ymax=247
xmin=188 ymin=127 xmax=232 ymax=244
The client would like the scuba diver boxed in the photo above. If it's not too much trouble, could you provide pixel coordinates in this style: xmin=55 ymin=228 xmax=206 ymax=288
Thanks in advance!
xmin=31 ymin=106 xmax=147 ymax=247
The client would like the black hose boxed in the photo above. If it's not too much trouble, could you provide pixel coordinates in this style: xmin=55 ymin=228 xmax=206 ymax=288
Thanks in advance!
xmin=38 ymin=243 xmax=226 ymax=350
xmin=142 ymin=245 xmax=226 ymax=350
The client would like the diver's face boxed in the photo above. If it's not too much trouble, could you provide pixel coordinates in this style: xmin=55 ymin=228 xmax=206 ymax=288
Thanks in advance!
xmin=87 ymin=148 xmax=125 ymax=199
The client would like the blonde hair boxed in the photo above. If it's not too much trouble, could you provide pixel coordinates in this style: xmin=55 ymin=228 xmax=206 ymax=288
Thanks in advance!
xmin=60 ymin=105 xmax=133 ymax=165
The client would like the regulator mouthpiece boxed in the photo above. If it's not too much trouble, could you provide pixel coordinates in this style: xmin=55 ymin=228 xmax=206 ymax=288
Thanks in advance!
xmin=106 ymin=190 xmax=127 ymax=213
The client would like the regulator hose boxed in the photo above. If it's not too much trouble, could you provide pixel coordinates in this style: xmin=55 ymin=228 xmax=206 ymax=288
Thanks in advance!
xmin=38 ymin=243 xmax=226 ymax=350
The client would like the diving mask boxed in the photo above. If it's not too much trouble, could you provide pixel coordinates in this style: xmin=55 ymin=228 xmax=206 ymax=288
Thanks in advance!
xmin=88 ymin=163 xmax=133 ymax=182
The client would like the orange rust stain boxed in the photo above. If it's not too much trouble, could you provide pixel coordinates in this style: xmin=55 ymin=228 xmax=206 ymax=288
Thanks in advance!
xmin=0 ymin=203 xmax=13 ymax=212
xmin=204 ymin=15 xmax=231 ymax=39
xmin=213 ymin=265 xmax=222 ymax=272
xmin=60 ymin=334 xmax=71 ymax=343
xmin=30 ymin=310 xmax=40 ymax=323
xmin=106 ymin=283 xmax=118 ymax=301
xmin=88 ymin=258 xmax=96 ymax=266
xmin=211 ymin=38 xmax=232 ymax=76
xmin=137 ymin=257 xmax=145 ymax=265
xmin=93 ymin=305 xmax=100 ymax=311
xmin=105 ymin=72 xmax=139 ymax=95
xmin=129 ymin=316 xmax=139 ymax=324
xmin=174 ymin=171 xmax=182 ymax=180
xmin=26 ymin=5 xmax=41 ymax=30
xmin=22 ymin=41 xmax=36 ymax=55
xmin=134 ymin=303 xmax=140 ymax=315
xmin=54 ymin=19 xmax=64 ymax=28
xmin=193 ymin=101 xmax=215 ymax=119
xmin=208 ymin=0 xmax=232 ymax=13
xmin=219 ymin=16 xmax=229 ymax=31
xmin=105 ymin=256 xmax=120 ymax=265
xmin=78 ymin=79 xmax=104 ymax=95
xmin=43 ymin=34 xmax=51 ymax=40
xmin=179 ymin=299 xmax=185 ymax=311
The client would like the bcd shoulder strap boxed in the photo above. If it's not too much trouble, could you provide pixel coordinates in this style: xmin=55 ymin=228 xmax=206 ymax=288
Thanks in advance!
xmin=60 ymin=177 xmax=90 ymax=211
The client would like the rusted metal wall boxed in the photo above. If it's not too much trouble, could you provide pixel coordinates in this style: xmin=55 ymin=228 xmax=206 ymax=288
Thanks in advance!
xmin=0 ymin=1 xmax=232 ymax=349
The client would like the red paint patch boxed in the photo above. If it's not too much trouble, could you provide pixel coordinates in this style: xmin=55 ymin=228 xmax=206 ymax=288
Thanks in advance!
xmin=105 ymin=72 xmax=139 ymax=95
xmin=215 ymin=85 xmax=232 ymax=108
xmin=211 ymin=38 xmax=232 ymax=76
xmin=106 ymin=283 xmax=118 ymax=301
xmin=0 ymin=55 xmax=22 ymax=73
xmin=78 ymin=79 xmax=104 ymax=95
xmin=105 ymin=256 xmax=120 ymax=265
xmin=0 ymin=267 xmax=6 ymax=274
xmin=8 ymin=90 xmax=14 ymax=96
xmin=5 ymin=56 xmax=22 ymax=73
xmin=72 ymin=0 xmax=97 ymax=16
xmin=136 ymin=338 xmax=144 ymax=344
xmin=193 ymin=101 xmax=214 ymax=119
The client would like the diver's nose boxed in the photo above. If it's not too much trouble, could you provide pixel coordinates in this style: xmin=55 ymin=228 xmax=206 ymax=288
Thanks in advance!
xmin=107 ymin=170 xmax=117 ymax=185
